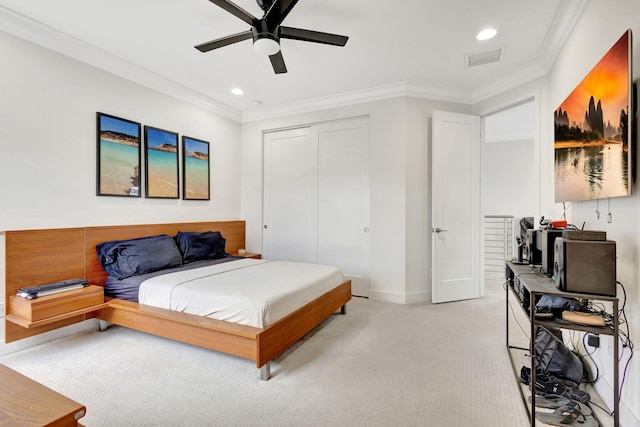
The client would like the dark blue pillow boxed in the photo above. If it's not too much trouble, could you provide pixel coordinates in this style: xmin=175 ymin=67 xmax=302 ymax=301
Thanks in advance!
xmin=174 ymin=231 xmax=227 ymax=263
xmin=96 ymin=234 xmax=183 ymax=279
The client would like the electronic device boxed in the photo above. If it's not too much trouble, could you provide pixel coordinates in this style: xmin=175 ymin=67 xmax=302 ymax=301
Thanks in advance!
xmin=553 ymin=238 xmax=616 ymax=296
xmin=516 ymin=217 xmax=534 ymax=262
xmin=540 ymin=229 xmax=563 ymax=276
xmin=534 ymin=312 xmax=554 ymax=320
xmin=17 ymin=278 xmax=89 ymax=299
xmin=524 ymin=229 xmax=542 ymax=265
xmin=561 ymin=229 xmax=606 ymax=241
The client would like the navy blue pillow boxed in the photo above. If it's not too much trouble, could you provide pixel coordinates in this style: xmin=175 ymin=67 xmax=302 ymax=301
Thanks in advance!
xmin=96 ymin=234 xmax=183 ymax=279
xmin=174 ymin=231 xmax=227 ymax=263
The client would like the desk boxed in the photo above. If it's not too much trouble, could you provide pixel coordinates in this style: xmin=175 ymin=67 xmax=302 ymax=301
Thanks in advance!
xmin=0 ymin=364 xmax=86 ymax=426
xmin=505 ymin=261 xmax=619 ymax=427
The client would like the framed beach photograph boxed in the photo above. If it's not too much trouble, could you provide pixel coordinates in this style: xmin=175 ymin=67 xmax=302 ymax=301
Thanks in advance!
xmin=144 ymin=126 xmax=179 ymax=199
xmin=182 ymin=136 xmax=210 ymax=200
xmin=97 ymin=112 xmax=141 ymax=197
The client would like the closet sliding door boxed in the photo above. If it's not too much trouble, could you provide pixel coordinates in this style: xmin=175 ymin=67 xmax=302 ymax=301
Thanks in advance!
xmin=263 ymin=127 xmax=317 ymax=263
xmin=263 ymin=117 xmax=370 ymax=297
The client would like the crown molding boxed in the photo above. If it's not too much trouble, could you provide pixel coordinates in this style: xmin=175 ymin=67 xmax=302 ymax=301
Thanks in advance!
xmin=470 ymin=0 xmax=587 ymax=104
xmin=471 ymin=62 xmax=548 ymax=103
xmin=241 ymin=82 xmax=473 ymax=123
xmin=536 ymin=0 xmax=589 ymax=71
xmin=0 ymin=6 xmax=241 ymax=122
xmin=0 ymin=1 xmax=587 ymax=125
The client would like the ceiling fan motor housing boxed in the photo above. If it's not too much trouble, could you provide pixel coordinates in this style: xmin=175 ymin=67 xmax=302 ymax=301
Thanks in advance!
xmin=252 ymin=20 xmax=279 ymax=43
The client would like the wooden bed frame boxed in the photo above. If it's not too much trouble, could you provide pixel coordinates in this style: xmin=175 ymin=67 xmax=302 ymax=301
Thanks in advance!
xmin=4 ymin=221 xmax=351 ymax=380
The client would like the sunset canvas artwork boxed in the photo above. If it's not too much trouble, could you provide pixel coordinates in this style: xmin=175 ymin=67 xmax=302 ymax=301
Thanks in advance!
xmin=554 ymin=30 xmax=632 ymax=202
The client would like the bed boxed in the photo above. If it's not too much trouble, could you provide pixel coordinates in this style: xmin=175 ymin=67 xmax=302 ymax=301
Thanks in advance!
xmin=4 ymin=221 xmax=351 ymax=380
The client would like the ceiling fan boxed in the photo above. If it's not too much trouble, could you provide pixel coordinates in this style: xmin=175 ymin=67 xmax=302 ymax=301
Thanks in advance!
xmin=195 ymin=0 xmax=349 ymax=74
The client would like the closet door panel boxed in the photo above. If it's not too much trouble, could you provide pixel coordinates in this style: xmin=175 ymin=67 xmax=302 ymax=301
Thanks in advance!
xmin=316 ymin=118 xmax=370 ymax=297
xmin=263 ymin=127 xmax=318 ymax=262
xmin=262 ymin=118 xmax=370 ymax=297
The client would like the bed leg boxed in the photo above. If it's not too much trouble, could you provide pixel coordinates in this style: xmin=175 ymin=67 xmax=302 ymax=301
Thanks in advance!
xmin=97 ymin=320 xmax=111 ymax=332
xmin=260 ymin=363 xmax=271 ymax=381
xmin=340 ymin=304 xmax=347 ymax=315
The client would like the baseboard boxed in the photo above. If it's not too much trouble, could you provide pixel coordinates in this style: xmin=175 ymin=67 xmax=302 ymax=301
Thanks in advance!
xmin=405 ymin=290 xmax=430 ymax=304
xmin=368 ymin=289 xmax=430 ymax=304
xmin=367 ymin=290 xmax=406 ymax=304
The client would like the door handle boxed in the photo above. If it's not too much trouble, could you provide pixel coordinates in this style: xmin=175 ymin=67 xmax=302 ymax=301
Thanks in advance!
xmin=433 ymin=227 xmax=448 ymax=233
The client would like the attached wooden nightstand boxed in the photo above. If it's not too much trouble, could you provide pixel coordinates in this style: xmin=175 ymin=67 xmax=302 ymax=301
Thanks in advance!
xmin=234 ymin=252 xmax=262 ymax=259
xmin=7 ymin=285 xmax=107 ymax=329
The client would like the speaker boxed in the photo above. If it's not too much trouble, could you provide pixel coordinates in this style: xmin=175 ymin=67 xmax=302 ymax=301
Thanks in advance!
xmin=524 ymin=229 xmax=541 ymax=265
xmin=553 ymin=238 xmax=616 ymax=296
xmin=540 ymin=229 xmax=563 ymax=276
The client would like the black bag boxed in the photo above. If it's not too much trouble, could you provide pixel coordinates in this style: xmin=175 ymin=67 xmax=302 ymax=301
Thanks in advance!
xmin=536 ymin=295 xmax=582 ymax=316
xmin=534 ymin=326 xmax=583 ymax=384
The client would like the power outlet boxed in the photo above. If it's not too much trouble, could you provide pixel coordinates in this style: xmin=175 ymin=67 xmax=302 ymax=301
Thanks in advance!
xmin=587 ymin=334 xmax=600 ymax=348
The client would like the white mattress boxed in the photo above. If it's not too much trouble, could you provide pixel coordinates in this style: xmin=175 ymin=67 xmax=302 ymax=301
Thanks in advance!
xmin=138 ymin=258 xmax=345 ymax=328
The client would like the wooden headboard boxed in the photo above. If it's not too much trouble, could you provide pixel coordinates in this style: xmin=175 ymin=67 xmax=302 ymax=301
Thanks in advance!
xmin=4 ymin=220 xmax=245 ymax=343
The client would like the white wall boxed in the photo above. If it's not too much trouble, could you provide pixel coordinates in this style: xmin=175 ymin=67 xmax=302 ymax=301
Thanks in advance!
xmin=547 ymin=2 xmax=640 ymax=425
xmin=475 ymin=2 xmax=640 ymax=425
xmin=0 ymin=30 xmax=241 ymax=350
xmin=241 ymin=97 xmax=470 ymax=304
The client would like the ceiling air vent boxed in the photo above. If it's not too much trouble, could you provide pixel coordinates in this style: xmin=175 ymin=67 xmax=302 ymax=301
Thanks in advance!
xmin=466 ymin=48 xmax=502 ymax=68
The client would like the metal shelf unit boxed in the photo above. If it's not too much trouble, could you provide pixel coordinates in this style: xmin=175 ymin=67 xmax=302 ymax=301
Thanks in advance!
xmin=505 ymin=260 xmax=619 ymax=427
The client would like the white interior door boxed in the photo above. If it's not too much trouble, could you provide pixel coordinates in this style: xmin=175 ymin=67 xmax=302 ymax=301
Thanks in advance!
xmin=316 ymin=118 xmax=370 ymax=297
xmin=431 ymin=111 xmax=481 ymax=303
xmin=263 ymin=127 xmax=318 ymax=262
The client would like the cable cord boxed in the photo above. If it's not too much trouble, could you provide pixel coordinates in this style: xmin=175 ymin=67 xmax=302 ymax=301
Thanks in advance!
xmin=503 ymin=280 xmax=530 ymax=340
xmin=615 ymin=281 xmax=634 ymax=403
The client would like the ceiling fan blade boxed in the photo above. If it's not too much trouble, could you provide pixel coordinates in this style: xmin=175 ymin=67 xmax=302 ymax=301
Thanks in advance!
xmin=195 ymin=30 xmax=253 ymax=52
xmin=208 ymin=0 xmax=257 ymax=25
xmin=280 ymin=27 xmax=348 ymax=46
xmin=269 ymin=51 xmax=287 ymax=74
xmin=265 ymin=0 xmax=299 ymax=27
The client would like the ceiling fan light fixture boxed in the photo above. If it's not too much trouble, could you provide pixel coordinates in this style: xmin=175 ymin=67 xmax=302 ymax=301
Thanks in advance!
xmin=253 ymin=37 xmax=280 ymax=56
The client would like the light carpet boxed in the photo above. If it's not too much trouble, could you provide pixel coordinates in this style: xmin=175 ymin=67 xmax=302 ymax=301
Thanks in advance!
xmin=0 ymin=282 xmax=529 ymax=426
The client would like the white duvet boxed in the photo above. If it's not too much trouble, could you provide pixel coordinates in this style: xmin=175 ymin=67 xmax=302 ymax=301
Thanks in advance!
xmin=138 ymin=258 xmax=345 ymax=328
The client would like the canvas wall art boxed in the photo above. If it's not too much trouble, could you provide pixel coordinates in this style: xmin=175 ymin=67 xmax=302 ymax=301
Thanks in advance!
xmin=182 ymin=136 xmax=210 ymax=200
xmin=144 ymin=126 xmax=179 ymax=199
xmin=97 ymin=113 xmax=141 ymax=197
xmin=554 ymin=30 xmax=633 ymax=203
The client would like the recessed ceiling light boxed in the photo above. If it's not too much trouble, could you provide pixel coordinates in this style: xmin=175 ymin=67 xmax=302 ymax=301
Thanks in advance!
xmin=476 ymin=28 xmax=497 ymax=41
xmin=231 ymin=88 xmax=244 ymax=95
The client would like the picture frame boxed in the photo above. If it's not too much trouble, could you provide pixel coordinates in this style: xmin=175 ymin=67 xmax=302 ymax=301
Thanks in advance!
xmin=182 ymin=136 xmax=210 ymax=200
xmin=144 ymin=126 xmax=179 ymax=199
xmin=97 ymin=112 xmax=141 ymax=197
